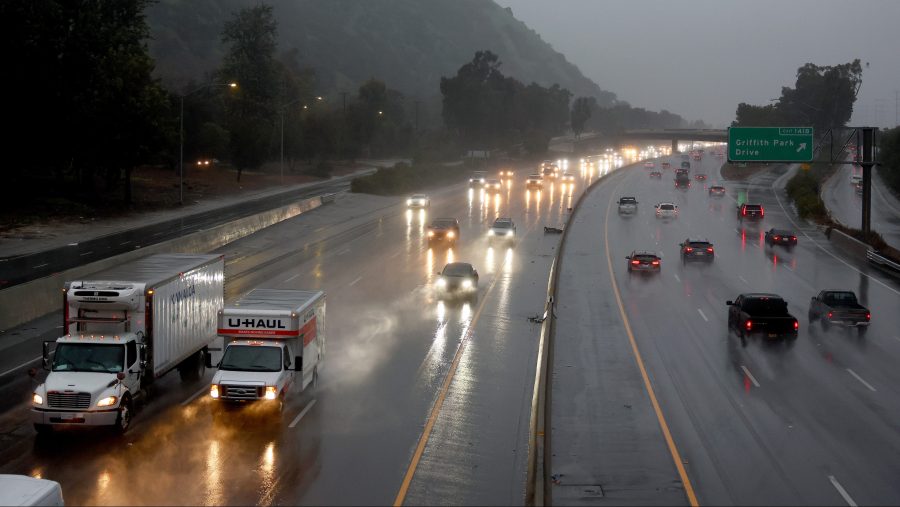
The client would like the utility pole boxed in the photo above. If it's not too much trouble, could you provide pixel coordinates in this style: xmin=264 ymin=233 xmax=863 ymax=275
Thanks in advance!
xmin=859 ymin=127 xmax=877 ymax=236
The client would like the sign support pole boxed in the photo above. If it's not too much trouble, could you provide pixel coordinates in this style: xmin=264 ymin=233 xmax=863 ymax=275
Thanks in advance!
xmin=859 ymin=127 xmax=877 ymax=236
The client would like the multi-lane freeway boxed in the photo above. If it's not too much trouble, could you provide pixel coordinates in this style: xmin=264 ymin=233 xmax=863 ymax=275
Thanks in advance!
xmin=552 ymin=152 xmax=900 ymax=505
xmin=0 ymin=157 xmax=620 ymax=505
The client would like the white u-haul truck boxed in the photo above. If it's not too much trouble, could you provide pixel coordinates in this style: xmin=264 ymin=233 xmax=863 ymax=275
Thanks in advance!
xmin=210 ymin=289 xmax=325 ymax=414
xmin=31 ymin=254 xmax=224 ymax=434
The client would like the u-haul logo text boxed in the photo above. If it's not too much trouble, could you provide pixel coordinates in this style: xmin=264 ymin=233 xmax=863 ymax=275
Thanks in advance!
xmin=227 ymin=318 xmax=286 ymax=330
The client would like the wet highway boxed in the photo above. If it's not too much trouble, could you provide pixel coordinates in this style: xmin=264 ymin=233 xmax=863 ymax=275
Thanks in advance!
xmin=0 ymin=158 xmax=623 ymax=505
xmin=0 ymin=176 xmax=354 ymax=289
xmin=821 ymin=163 xmax=900 ymax=249
xmin=551 ymin=152 xmax=900 ymax=505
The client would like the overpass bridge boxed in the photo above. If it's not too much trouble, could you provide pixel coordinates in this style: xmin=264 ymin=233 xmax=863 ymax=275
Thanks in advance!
xmin=557 ymin=129 xmax=728 ymax=153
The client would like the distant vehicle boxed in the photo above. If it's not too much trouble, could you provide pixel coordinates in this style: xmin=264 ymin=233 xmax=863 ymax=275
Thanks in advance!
xmin=406 ymin=194 xmax=430 ymax=208
xmin=560 ymin=172 xmax=576 ymax=183
xmin=626 ymin=250 xmax=661 ymax=273
xmin=808 ymin=290 xmax=870 ymax=333
xmin=681 ymin=154 xmax=690 ymax=161
xmin=488 ymin=217 xmax=516 ymax=243
xmin=617 ymin=196 xmax=638 ymax=215
xmin=435 ymin=262 xmax=479 ymax=300
xmin=649 ymin=170 xmax=662 ymax=179
xmin=499 ymin=169 xmax=515 ymax=178
xmin=484 ymin=178 xmax=502 ymax=192
xmin=468 ymin=171 xmax=488 ymax=187
xmin=854 ymin=182 xmax=863 ymax=195
xmin=0 ymin=475 xmax=64 ymax=506
xmin=692 ymin=154 xmax=702 ymax=161
xmin=661 ymin=162 xmax=671 ymax=170
xmin=540 ymin=160 xmax=553 ymax=170
xmin=738 ymin=203 xmax=764 ymax=221
xmin=850 ymin=174 xmax=862 ymax=185
xmin=708 ymin=185 xmax=726 ymax=197
xmin=680 ymin=238 xmax=715 ymax=263
xmin=196 ymin=158 xmax=217 ymax=167
xmin=526 ymin=174 xmax=543 ymax=190
xmin=695 ymin=173 xmax=708 ymax=181
xmin=764 ymin=228 xmax=797 ymax=249
xmin=727 ymin=293 xmax=799 ymax=339
xmin=427 ymin=218 xmax=460 ymax=246
xmin=541 ymin=164 xmax=560 ymax=178
xmin=681 ymin=161 xmax=691 ymax=169
xmin=674 ymin=169 xmax=691 ymax=188
xmin=655 ymin=202 xmax=678 ymax=218
xmin=644 ymin=161 xmax=655 ymax=169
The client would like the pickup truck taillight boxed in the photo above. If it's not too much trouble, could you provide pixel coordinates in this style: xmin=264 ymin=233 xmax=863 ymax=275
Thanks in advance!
xmin=866 ymin=313 xmax=871 ymax=320
xmin=745 ymin=320 xmax=753 ymax=331
xmin=793 ymin=320 xmax=799 ymax=331
xmin=828 ymin=312 xmax=833 ymax=319
xmin=707 ymin=247 xmax=714 ymax=253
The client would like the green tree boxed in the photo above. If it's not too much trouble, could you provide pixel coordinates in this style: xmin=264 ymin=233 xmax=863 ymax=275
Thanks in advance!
xmin=733 ymin=103 xmax=783 ymax=127
xmin=219 ymin=4 xmax=279 ymax=181
xmin=1 ymin=0 xmax=172 ymax=205
xmin=571 ymin=97 xmax=596 ymax=137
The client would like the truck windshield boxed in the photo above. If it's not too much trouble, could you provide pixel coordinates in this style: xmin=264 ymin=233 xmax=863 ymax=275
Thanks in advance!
xmin=52 ymin=343 xmax=125 ymax=373
xmin=220 ymin=345 xmax=282 ymax=372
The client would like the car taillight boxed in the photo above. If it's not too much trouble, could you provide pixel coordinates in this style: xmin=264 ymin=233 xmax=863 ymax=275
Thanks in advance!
xmin=827 ymin=312 xmax=833 ymax=319
xmin=793 ymin=320 xmax=799 ymax=331
xmin=651 ymin=260 xmax=660 ymax=265
xmin=742 ymin=208 xmax=747 ymax=216
xmin=760 ymin=207 xmax=765 ymax=217
xmin=774 ymin=235 xmax=781 ymax=240
xmin=685 ymin=247 xmax=693 ymax=253
xmin=745 ymin=320 xmax=753 ymax=331
xmin=631 ymin=260 xmax=640 ymax=265
xmin=866 ymin=313 xmax=871 ymax=320
xmin=707 ymin=247 xmax=714 ymax=253
xmin=791 ymin=236 xmax=797 ymax=241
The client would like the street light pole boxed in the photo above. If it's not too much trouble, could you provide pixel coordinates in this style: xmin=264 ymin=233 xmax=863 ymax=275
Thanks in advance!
xmin=279 ymin=97 xmax=307 ymax=184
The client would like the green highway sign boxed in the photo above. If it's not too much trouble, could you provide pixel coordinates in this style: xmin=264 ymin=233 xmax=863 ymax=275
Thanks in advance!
xmin=728 ymin=127 xmax=814 ymax=163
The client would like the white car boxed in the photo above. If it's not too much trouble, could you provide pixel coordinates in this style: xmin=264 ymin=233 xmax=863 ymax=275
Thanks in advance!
xmin=655 ymin=202 xmax=678 ymax=218
xmin=407 ymin=194 xmax=430 ymax=208
xmin=0 ymin=475 xmax=64 ymax=506
xmin=488 ymin=218 xmax=516 ymax=242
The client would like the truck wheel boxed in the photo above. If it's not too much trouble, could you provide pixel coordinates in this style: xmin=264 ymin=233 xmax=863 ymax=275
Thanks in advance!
xmin=114 ymin=396 xmax=133 ymax=434
xmin=33 ymin=423 xmax=53 ymax=435
xmin=178 ymin=350 xmax=206 ymax=383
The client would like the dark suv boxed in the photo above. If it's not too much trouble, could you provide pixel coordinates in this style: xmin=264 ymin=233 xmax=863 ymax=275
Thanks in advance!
xmin=427 ymin=218 xmax=461 ymax=246
xmin=738 ymin=203 xmax=764 ymax=221
xmin=680 ymin=238 xmax=715 ymax=263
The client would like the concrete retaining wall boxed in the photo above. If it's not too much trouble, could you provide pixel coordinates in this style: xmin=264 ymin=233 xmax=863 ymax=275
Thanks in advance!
xmin=0 ymin=196 xmax=323 ymax=331
xmin=827 ymin=228 xmax=871 ymax=260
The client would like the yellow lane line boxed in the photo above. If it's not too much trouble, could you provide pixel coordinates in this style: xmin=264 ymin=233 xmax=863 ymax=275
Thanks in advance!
xmin=603 ymin=177 xmax=700 ymax=507
xmin=393 ymin=257 xmax=506 ymax=506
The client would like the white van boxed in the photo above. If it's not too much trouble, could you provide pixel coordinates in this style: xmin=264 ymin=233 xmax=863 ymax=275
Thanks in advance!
xmin=0 ymin=475 xmax=64 ymax=506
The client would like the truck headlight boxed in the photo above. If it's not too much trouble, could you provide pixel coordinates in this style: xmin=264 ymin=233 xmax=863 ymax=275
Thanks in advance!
xmin=265 ymin=386 xmax=278 ymax=400
xmin=506 ymin=230 xmax=514 ymax=236
xmin=407 ymin=199 xmax=412 ymax=206
xmin=210 ymin=384 xmax=219 ymax=399
xmin=488 ymin=230 xmax=495 ymax=236
xmin=427 ymin=231 xmax=435 ymax=237
xmin=32 ymin=393 xmax=43 ymax=405
xmin=462 ymin=279 xmax=473 ymax=289
xmin=436 ymin=277 xmax=447 ymax=288
xmin=97 ymin=396 xmax=118 ymax=407
xmin=447 ymin=231 xmax=455 ymax=238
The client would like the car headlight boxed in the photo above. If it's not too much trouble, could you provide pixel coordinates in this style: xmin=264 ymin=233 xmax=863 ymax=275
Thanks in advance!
xmin=407 ymin=199 xmax=412 ymax=205
xmin=210 ymin=384 xmax=219 ymax=399
xmin=428 ymin=231 xmax=435 ymax=237
xmin=447 ymin=231 xmax=455 ymax=238
xmin=32 ymin=393 xmax=43 ymax=405
xmin=488 ymin=230 xmax=495 ymax=236
xmin=97 ymin=396 xmax=118 ymax=407
xmin=462 ymin=279 xmax=473 ymax=289
xmin=265 ymin=386 xmax=278 ymax=400
xmin=507 ymin=230 xmax=514 ymax=236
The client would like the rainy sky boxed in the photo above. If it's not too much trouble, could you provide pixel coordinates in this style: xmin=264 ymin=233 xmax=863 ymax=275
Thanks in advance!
xmin=496 ymin=0 xmax=900 ymax=128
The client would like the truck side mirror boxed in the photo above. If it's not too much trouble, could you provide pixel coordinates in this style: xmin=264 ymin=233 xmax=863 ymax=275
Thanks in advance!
xmin=295 ymin=356 xmax=303 ymax=372
xmin=42 ymin=341 xmax=52 ymax=370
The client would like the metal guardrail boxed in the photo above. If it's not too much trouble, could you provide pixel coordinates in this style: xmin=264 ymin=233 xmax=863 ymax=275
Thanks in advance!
xmin=866 ymin=250 xmax=900 ymax=274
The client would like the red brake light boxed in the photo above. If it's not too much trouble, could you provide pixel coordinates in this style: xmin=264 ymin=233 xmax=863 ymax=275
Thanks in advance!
xmin=866 ymin=313 xmax=871 ymax=320
xmin=685 ymin=247 xmax=693 ymax=252
xmin=760 ymin=206 xmax=765 ymax=217
xmin=791 ymin=236 xmax=797 ymax=240
xmin=651 ymin=260 xmax=660 ymax=265
xmin=742 ymin=208 xmax=747 ymax=216
xmin=707 ymin=247 xmax=714 ymax=253
xmin=827 ymin=312 xmax=833 ymax=319
xmin=793 ymin=320 xmax=799 ymax=331
xmin=745 ymin=320 xmax=753 ymax=331
xmin=631 ymin=260 xmax=640 ymax=265
xmin=774 ymin=235 xmax=781 ymax=240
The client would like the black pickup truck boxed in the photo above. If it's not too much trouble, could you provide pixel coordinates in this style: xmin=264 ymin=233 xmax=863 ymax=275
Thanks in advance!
xmin=727 ymin=293 xmax=799 ymax=339
xmin=808 ymin=290 xmax=871 ymax=334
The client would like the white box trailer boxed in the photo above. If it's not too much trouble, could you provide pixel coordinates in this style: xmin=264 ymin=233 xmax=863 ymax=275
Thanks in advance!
xmin=210 ymin=289 xmax=325 ymax=412
xmin=31 ymin=254 xmax=224 ymax=434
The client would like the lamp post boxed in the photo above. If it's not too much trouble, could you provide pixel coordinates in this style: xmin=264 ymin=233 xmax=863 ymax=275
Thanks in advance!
xmin=280 ymin=96 xmax=324 ymax=183
xmin=179 ymin=82 xmax=237 ymax=205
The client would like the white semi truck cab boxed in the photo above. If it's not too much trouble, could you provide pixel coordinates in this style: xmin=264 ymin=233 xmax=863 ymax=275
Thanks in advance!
xmin=210 ymin=289 xmax=325 ymax=414
xmin=31 ymin=254 xmax=224 ymax=434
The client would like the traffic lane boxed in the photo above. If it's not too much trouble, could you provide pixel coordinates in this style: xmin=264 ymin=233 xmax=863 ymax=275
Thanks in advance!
xmin=549 ymin=167 xmax=691 ymax=506
xmin=821 ymin=164 xmax=900 ymax=249
xmin=608 ymin=166 xmax=900 ymax=504
xmin=0 ymin=177 xmax=351 ymax=288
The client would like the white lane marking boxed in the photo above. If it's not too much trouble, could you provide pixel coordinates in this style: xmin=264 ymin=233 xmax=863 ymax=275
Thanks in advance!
xmin=784 ymin=264 xmax=795 ymax=272
xmin=828 ymin=474 xmax=858 ymax=507
xmin=349 ymin=276 xmax=363 ymax=287
xmin=119 ymin=241 xmax=131 ymax=246
xmin=181 ymin=385 xmax=209 ymax=406
xmin=673 ymin=273 xmax=681 ymax=282
xmin=67 ymin=242 xmax=79 ymax=246
xmin=846 ymin=369 xmax=876 ymax=392
xmin=79 ymin=251 xmax=94 ymax=256
xmin=284 ymin=273 xmax=300 ymax=283
xmin=289 ymin=399 xmax=317 ymax=428
xmin=0 ymin=355 xmax=42 ymax=378
xmin=697 ymin=308 xmax=708 ymax=322
xmin=33 ymin=263 xmax=48 ymax=269
xmin=771 ymin=182 xmax=900 ymax=296
xmin=337 ymin=248 xmax=351 ymax=256
xmin=739 ymin=276 xmax=749 ymax=285
xmin=740 ymin=365 xmax=760 ymax=387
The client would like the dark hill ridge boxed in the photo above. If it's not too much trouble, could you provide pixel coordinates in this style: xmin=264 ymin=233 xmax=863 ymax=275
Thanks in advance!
xmin=147 ymin=0 xmax=617 ymax=105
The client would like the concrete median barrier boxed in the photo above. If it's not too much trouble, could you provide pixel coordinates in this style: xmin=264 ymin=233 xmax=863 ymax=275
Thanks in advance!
xmin=0 ymin=196 xmax=324 ymax=331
